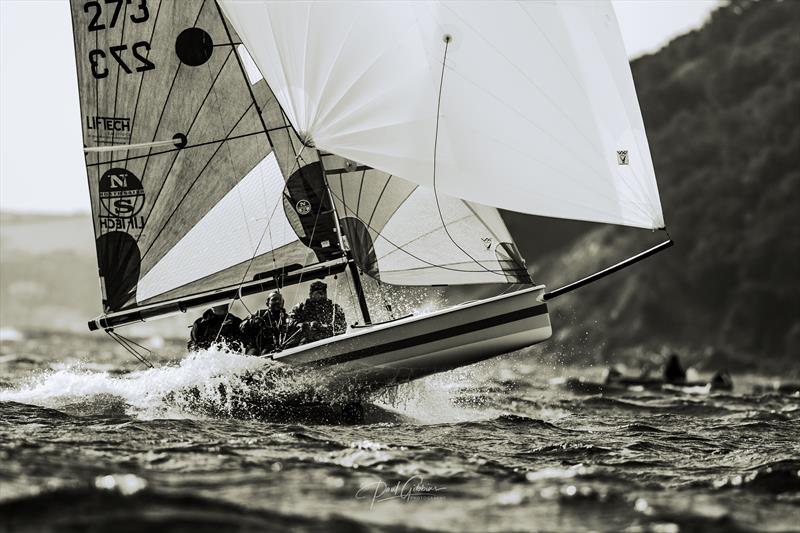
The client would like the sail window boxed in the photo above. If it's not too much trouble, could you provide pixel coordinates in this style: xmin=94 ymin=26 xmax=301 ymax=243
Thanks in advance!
xmin=136 ymin=152 xmax=297 ymax=303
xmin=237 ymin=44 xmax=264 ymax=85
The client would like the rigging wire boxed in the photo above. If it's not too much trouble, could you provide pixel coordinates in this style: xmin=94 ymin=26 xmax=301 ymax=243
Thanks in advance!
xmin=328 ymin=188 xmax=525 ymax=277
xmin=431 ymin=36 xmax=505 ymax=278
xmin=211 ymin=144 xmax=308 ymax=345
xmin=106 ymin=330 xmax=154 ymax=369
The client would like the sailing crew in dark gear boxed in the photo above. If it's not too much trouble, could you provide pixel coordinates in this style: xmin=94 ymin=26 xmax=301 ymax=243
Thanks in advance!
xmin=287 ymin=281 xmax=346 ymax=345
xmin=239 ymin=291 xmax=289 ymax=355
xmin=188 ymin=304 xmax=242 ymax=351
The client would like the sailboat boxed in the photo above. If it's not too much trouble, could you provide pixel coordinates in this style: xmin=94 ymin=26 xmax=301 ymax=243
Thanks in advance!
xmin=70 ymin=0 xmax=669 ymax=391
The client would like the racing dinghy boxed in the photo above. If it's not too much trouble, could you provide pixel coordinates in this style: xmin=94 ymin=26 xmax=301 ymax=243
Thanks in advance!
xmin=70 ymin=0 xmax=668 ymax=391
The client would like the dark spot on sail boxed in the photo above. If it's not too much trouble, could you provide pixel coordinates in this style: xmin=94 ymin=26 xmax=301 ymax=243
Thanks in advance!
xmin=96 ymin=231 xmax=141 ymax=312
xmin=175 ymin=27 xmax=214 ymax=67
xmin=283 ymin=162 xmax=343 ymax=263
xmin=340 ymin=217 xmax=379 ymax=280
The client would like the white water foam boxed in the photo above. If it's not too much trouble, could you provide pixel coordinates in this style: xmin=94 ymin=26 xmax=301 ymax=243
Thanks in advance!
xmin=374 ymin=364 xmax=503 ymax=424
xmin=0 ymin=348 xmax=271 ymax=419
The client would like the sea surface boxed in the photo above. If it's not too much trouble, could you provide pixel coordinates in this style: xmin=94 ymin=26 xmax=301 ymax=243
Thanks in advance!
xmin=1 ymin=330 xmax=798 ymax=532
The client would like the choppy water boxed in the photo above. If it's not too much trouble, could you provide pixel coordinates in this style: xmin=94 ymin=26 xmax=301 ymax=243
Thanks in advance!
xmin=1 ymin=331 xmax=798 ymax=532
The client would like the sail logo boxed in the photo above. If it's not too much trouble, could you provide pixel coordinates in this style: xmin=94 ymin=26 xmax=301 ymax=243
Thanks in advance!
xmin=617 ymin=150 xmax=629 ymax=165
xmin=99 ymin=168 xmax=145 ymax=222
xmin=296 ymin=199 xmax=312 ymax=215
xmin=87 ymin=115 xmax=132 ymax=144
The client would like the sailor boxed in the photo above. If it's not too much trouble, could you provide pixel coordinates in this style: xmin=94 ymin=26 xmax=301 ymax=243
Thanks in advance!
xmin=239 ymin=291 xmax=289 ymax=356
xmin=287 ymin=280 xmax=347 ymax=345
xmin=188 ymin=304 xmax=242 ymax=351
xmin=663 ymin=353 xmax=686 ymax=384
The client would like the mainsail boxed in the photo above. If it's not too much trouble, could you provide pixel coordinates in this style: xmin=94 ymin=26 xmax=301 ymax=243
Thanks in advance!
xmin=71 ymin=0 xmax=313 ymax=315
xmin=71 ymin=0 xmax=530 ymax=329
xmin=219 ymin=0 xmax=665 ymax=230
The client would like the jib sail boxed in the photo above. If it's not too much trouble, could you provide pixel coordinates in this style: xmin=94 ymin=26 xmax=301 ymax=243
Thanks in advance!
xmin=322 ymin=154 xmax=530 ymax=286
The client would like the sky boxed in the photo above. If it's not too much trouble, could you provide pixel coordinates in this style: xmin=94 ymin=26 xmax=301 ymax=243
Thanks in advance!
xmin=0 ymin=0 xmax=720 ymax=214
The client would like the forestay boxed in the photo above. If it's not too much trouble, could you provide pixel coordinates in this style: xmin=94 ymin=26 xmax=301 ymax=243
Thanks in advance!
xmin=219 ymin=0 xmax=665 ymax=230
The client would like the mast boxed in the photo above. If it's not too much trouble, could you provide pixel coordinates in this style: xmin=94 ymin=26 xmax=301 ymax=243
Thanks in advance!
xmin=319 ymin=159 xmax=372 ymax=325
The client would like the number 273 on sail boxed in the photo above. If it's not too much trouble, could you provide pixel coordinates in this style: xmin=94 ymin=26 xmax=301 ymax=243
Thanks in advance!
xmin=83 ymin=0 xmax=154 ymax=79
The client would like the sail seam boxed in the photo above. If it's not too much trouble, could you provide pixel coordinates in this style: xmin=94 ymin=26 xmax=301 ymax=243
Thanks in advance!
xmin=138 ymin=0 xmax=206 ymax=186
xmin=126 ymin=0 xmax=163 ymax=164
xmin=134 ymin=48 xmax=235 ymax=248
xmin=109 ymin=0 xmax=129 ymax=163
xmin=328 ymin=188 xmax=513 ymax=276
xmin=138 ymin=101 xmax=257 ymax=262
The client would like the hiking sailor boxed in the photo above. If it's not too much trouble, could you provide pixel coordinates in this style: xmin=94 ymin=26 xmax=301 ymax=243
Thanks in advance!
xmin=188 ymin=304 xmax=242 ymax=351
xmin=239 ymin=291 xmax=289 ymax=355
xmin=287 ymin=281 xmax=347 ymax=345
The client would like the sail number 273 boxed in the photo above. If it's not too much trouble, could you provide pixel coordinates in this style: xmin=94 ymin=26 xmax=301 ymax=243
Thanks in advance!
xmin=84 ymin=0 xmax=155 ymax=80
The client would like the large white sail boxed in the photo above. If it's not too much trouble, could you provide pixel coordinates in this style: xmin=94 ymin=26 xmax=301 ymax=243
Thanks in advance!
xmin=219 ymin=0 xmax=665 ymax=230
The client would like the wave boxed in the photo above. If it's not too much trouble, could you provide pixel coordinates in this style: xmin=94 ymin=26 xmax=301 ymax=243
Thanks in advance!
xmin=0 ymin=483 xmax=376 ymax=532
xmin=0 ymin=348 xmax=376 ymax=420
xmin=0 ymin=347 xmax=502 ymax=424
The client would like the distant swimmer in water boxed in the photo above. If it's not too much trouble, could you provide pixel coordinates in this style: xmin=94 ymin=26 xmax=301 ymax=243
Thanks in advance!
xmin=188 ymin=304 xmax=242 ymax=351
xmin=663 ymin=353 xmax=686 ymax=384
xmin=239 ymin=291 xmax=289 ymax=356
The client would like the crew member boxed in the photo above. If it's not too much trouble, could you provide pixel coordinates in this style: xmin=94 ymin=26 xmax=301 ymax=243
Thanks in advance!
xmin=287 ymin=280 xmax=346 ymax=345
xmin=239 ymin=291 xmax=289 ymax=355
xmin=188 ymin=304 xmax=242 ymax=351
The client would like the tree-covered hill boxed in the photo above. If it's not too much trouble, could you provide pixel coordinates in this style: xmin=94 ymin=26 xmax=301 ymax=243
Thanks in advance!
xmin=522 ymin=0 xmax=800 ymax=372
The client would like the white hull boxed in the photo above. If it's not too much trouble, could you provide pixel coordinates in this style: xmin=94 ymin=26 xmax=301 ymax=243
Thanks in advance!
xmin=273 ymin=286 xmax=551 ymax=391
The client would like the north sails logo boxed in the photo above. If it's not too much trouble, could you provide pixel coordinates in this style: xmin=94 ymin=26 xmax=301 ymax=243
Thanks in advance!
xmin=98 ymin=168 xmax=146 ymax=231
xmin=296 ymin=199 xmax=312 ymax=215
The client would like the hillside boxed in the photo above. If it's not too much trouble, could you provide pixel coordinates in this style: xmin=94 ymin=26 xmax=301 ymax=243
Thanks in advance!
xmin=0 ymin=212 xmax=189 ymax=337
xmin=523 ymin=0 xmax=800 ymax=372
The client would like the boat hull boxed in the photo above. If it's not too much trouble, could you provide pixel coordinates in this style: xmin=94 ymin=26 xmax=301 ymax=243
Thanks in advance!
xmin=273 ymin=286 xmax=551 ymax=391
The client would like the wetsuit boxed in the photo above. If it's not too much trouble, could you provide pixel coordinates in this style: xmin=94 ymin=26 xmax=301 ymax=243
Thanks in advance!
xmin=287 ymin=299 xmax=346 ymax=345
xmin=239 ymin=309 xmax=289 ymax=356
xmin=188 ymin=310 xmax=242 ymax=351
